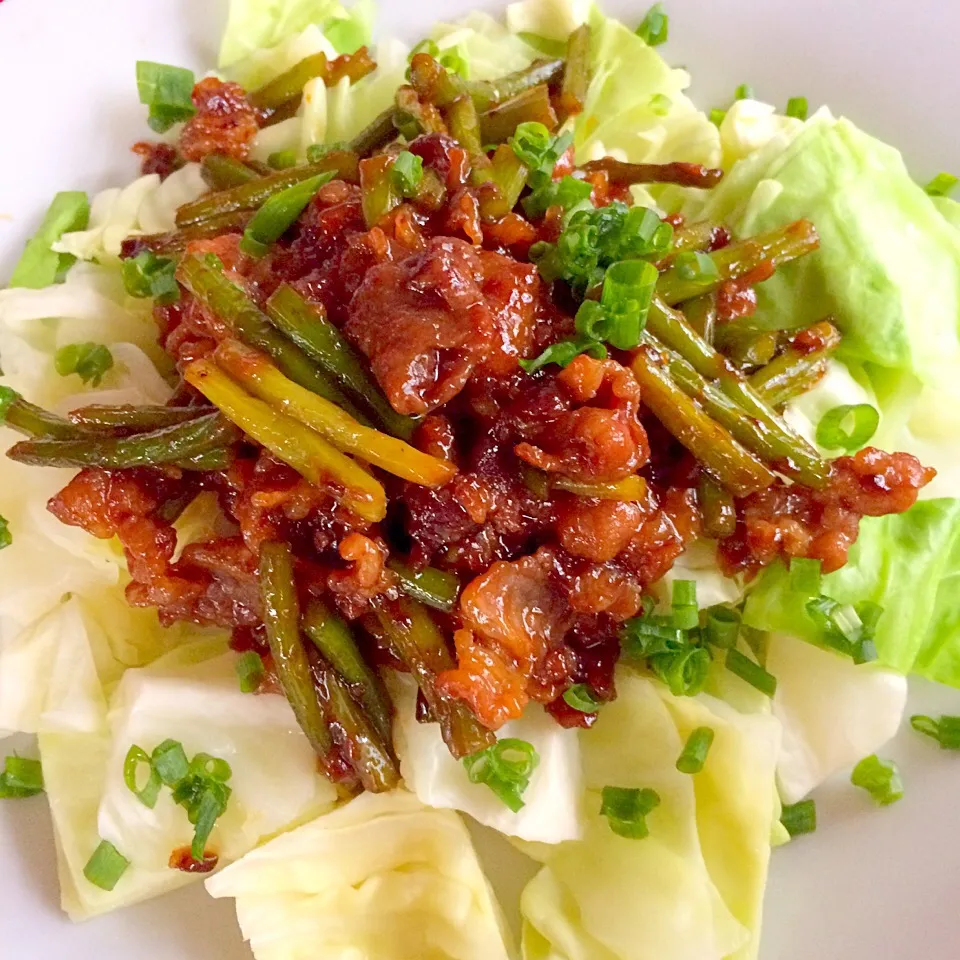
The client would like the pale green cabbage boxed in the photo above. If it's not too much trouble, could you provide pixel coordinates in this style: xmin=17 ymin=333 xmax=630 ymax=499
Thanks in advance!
xmin=206 ymin=790 xmax=514 ymax=960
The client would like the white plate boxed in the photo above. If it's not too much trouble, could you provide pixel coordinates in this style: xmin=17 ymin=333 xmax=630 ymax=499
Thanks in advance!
xmin=1 ymin=1 xmax=959 ymax=958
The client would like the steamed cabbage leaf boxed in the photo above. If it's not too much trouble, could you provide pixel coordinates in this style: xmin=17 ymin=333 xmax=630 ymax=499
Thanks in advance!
xmin=765 ymin=633 xmax=906 ymax=803
xmin=389 ymin=674 xmax=582 ymax=844
xmin=41 ymin=642 xmax=336 ymax=920
xmin=206 ymin=790 xmax=514 ymax=960
xmin=743 ymin=499 xmax=960 ymax=686
xmin=520 ymin=672 xmax=781 ymax=960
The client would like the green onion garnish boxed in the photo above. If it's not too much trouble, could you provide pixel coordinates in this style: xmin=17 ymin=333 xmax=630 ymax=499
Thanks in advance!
xmin=240 ymin=172 xmax=335 ymax=257
xmin=410 ymin=38 xmax=440 ymax=59
xmin=735 ymin=83 xmax=755 ymax=101
xmin=563 ymin=684 xmax=604 ymax=713
xmin=598 ymin=258 xmax=658 ymax=349
xmin=189 ymin=753 xmax=233 ymax=783
xmin=704 ymin=605 xmax=740 ymax=649
xmin=151 ymin=739 xmax=189 ymax=787
xmin=390 ymin=151 xmax=424 ymax=197
xmin=815 ymin=403 xmax=879 ymax=452
xmin=676 ymin=726 xmax=714 ymax=774
xmin=674 ymin=250 xmax=720 ymax=284
xmin=785 ymin=96 xmax=809 ymax=121
xmin=788 ymin=557 xmax=822 ymax=596
xmin=600 ymin=786 xmax=660 ymax=839
xmin=439 ymin=47 xmax=469 ymax=78
xmin=620 ymin=617 xmax=687 ymax=659
xmin=136 ymin=61 xmax=197 ymax=133
xmin=122 ymin=250 xmax=180 ymax=305
xmin=0 ymin=756 xmax=44 ymax=798
xmin=725 ymin=648 xmax=777 ymax=697
xmin=709 ymin=108 xmax=727 ymax=127
xmin=463 ymin=738 xmax=539 ymax=812
xmin=671 ymin=579 xmax=699 ymax=631
xmin=805 ymin=596 xmax=878 ymax=664
xmin=236 ymin=651 xmax=265 ymax=693
xmin=508 ymin=121 xmax=554 ymax=168
xmin=83 ymin=840 xmax=130 ymax=891
xmin=519 ymin=336 xmax=608 ymax=375
xmin=780 ymin=798 xmax=817 ymax=837
xmin=267 ymin=150 xmax=298 ymax=171
xmin=0 ymin=515 xmax=10 ymax=552
xmin=649 ymin=93 xmax=671 ymax=116
xmin=123 ymin=745 xmax=162 ymax=809
xmin=54 ymin=343 xmax=114 ymax=387
xmin=522 ymin=174 xmax=593 ymax=219
xmin=910 ymin=714 xmax=960 ymax=750
xmin=652 ymin=646 xmax=710 ymax=697
xmin=850 ymin=754 xmax=903 ymax=806
xmin=8 ymin=191 xmax=90 ymax=290
xmin=635 ymin=3 xmax=669 ymax=46
xmin=172 ymin=765 xmax=233 ymax=861
xmin=924 ymin=172 xmax=959 ymax=197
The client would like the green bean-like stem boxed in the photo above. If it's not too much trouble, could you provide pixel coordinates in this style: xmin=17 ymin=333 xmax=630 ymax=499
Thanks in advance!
xmin=657 ymin=219 xmax=819 ymax=304
xmin=250 ymin=52 xmax=329 ymax=115
xmin=395 ymin=86 xmax=447 ymax=137
xmin=468 ymin=58 xmax=565 ymax=112
xmin=177 ymin=254 xmax=370 ymax=424
xmin=200 ymin=155 xmax=262 ymax=191
xmin=387 ymin=559 xmax=460 ymax=614
xmin=258 ymin=542 xmax=333 ymax=757
xmin=749 ymin=319 xmax=841 ymax=406
xmin=314 ymin=664 xmax=400 ymax=793
xmin=581 ymin=159 xmax=724 ymax=189
xmin=215 ymin=339 xmax=456 ymax=487
xmin=630 ymin=344 xmax=775 ymax=496
xmin=479 ymin=85 xmax=558 ymax=144
xmin=374 ymin=598 xmax=495 ymax=759
xmin=714 ymin=326 xmax=778 ymax=368
xmin=176 ymin=152 xmax=360 ymax=228
xmin=479 ymin=146 xmax=528 ymax=220
xmin=68 ymin=404 xmax=214 ymax=432
xmin=553 ymin=474 xmax=649 ymax=501
xmin=559 ymin=24 xmax=591 ymax=120
xmin=350 ymin=106 xmax=399 ymax=156
xmin=698 ymin=473 xmax=737 ymax=539
xmin=682 ymin=293 xmax=717 ymax=344
xmin=359 ymin=154 xmax=400 ymax=228
xmin=1 ymin=388 xmax=92 ymax=439
xmin=645 ymin=297 xmax=830 ymax=487
xmin=670 ymin=221 xmax=725 ymax=256
xmin=129 ymin=211 xmax=252 ymax=257
xmin=445 ymin=95 xmax=493 ymax=186
xmin=184 ymin=359 xmax=386 ymax=522
xmin=408 ymin=53 xmax=468 ymax=108
xmin=6 ymin=412 xmax=238 ymax=471
xmin=265 ymin=284 xmax=415 ymax=439
xmin=303 ymin=598 xmax=393 ymax=745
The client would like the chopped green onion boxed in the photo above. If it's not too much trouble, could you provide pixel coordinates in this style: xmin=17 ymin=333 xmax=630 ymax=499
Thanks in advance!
xmin=522 ymin=174 xmax=594 ymax=219
xmin=390 ymin=151 xmax=424 ymax=197
xmin=463 ymin=738 xmax=539 ymax=812
xmin=508 ymin=122 xmax=553 ymax=168
xmin=136 ymin=61 xmax=197 ymax=133
xmin=850 ymin=754 xmax=903 ymax=806
xmin=172 ymin=764 xmax=233 ymax=861
xmin=735 ymin=83 xmax=755 ymax=101
xmin=652 ymin=646 xmax=710 ymax=697
xmin=306 ymin=141 xmax=350 ymax=163
xmin=676 ymin=726 xmax=714 ymax=774
xmin=9 ymin=191 xmax=90 ymax=290
xmin=563 ymin=684 xmax=604 ymax=713
xmin=674 ymin=250 xmax=720 ymax=283
xmin=240 ymin=172 xmax=334 ymax=257
xmin=600 ymin=785 xmax=660 ymax=839
xmin=636 ymin=3 xmax=669 ymax=46
xmin=805 ymin=596 xmax=877 ymax=664
xmin=519 ymin=336 xmax=607 ymax=375
xmin=0 ymin=755 xmax=44 ymax=798
xmin=189 ymin=753 xmax=233 ymax=783
xmin=785 ymin=96 xmax=809 ymax=121
xmin=670 ymin=579 xmax=699 ymax=631
xmin=123 ymin=745 xmax=162 ymax=809
xmin=649 ymin=93 xmax=671 ymax=117
xmin=439 ymin=46 xmax=469 ymax=78
xmin=709 ymin=108 xmax=727 ymax=127
xmin=815 ymin=403 xmax=879 ymax=452
xmin=151 ymin=739 xmax=189 ymax=787
xmin=620 ymin=615 xmax=688 ymax=659
xmin=236 ymin=651 xmax=265 ymax=693
xmin=910 ymin=714 xmax=960 ymax=750
xmin=0 ymin=515 xmax=10 ymax=552
xmin=780 ymin=798 xmax=817 ymax=837
xmin=267 ymin=150 xmax=298 ymax=171
xmin=410 ymin=38 xmax=440 ymax=59
xmin=704 ymin=605 xmax=740 ymax=649
xmin=788 ymin=557 xmax=822 ymax=597
xmin=725 ymin=648 xmax=777 ymax=697
xmin=924 ymin=172 xmax=958 ymax=198
xmin=122 ymin=250 xmax=180 ymax=305
xmin=599 ymin=259 xmax=658 ymax=349
xmin=54 ymin=343 xmax=114 ymax=387
xmin=83 ymin=840 xmax=130 ymax=891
